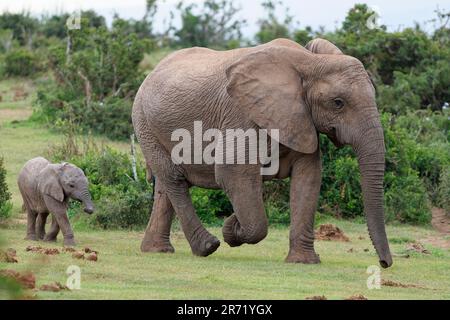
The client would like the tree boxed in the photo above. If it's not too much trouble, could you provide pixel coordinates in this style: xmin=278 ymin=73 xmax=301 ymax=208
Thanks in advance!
xmin=174 ymin=0 xmax=245 ymax=48
xmin=255 ymin=0 xmax=293 ymax=44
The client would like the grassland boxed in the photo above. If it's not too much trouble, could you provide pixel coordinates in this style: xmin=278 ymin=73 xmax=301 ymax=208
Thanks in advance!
xmin=1 ymin=78 xmax=449 ymax=300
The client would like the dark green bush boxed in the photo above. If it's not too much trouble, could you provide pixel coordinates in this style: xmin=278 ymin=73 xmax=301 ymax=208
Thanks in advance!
xmin=4 ymin=48 xmax=39 ymax=77
xmin=191 ymin=188 xmax=233 ymax=225
xmin=0 ymin=157 xmax=12 ymax=220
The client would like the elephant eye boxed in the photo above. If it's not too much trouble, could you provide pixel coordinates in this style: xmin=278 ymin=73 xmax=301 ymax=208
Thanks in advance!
xmin=69 ymin=184 xmax=75 ymax=188
xmin=333 ymin=98 xmax=344 ymax=109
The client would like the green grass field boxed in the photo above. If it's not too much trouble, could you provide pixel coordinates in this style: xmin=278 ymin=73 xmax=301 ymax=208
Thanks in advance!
xmin=1 ymin=78 xmax=449 ymax=300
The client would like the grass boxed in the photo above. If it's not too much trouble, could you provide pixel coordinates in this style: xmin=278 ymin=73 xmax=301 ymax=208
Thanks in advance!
xmin=1 ymin=77 xmax=450 ymax=300
xmin=1 ymin=220 xmax=449 ymax=300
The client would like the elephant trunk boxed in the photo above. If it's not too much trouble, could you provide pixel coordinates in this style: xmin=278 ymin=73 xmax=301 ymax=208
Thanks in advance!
xmin=80 ymin=188 xmax=94 ymax=214
xmin=354 ymin=122 xmax=393 ymax=268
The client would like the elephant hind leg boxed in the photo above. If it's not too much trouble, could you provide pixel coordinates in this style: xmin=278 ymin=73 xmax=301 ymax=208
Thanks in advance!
xmin=36 ymin=212 xmax=49 ymax=240
xmin=141 ymin=180 xmax=175 ymax=253
xmin=134 ymin=120 xmax=219 ymax=257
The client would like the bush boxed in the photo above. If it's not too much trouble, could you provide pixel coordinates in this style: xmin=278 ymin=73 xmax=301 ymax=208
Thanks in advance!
xmin=33 ymin=15 xmax=151 ymax=140
xmin=0 ymin=157 xmax=12 ymax=220
xmin=4 ymin=48 xmax=39 ymax=77
xmin=50 ymin=142 xmax=153 ymax=229
xmin=191 ymin=188 xmax=233 ymax=225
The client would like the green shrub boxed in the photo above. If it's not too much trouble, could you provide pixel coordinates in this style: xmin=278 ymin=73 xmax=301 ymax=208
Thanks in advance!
xmin=191 ymin=188 xmax=233 ymax=225
xmin=0 ymin=157 xmax=12 ymax=220
xmin=50 ymin=143 xmax=153 ymax=229
xmin=385 ymin=173 xmax=430 ymax=223
xmin=4 ymin=49 xmax=39 ymax=77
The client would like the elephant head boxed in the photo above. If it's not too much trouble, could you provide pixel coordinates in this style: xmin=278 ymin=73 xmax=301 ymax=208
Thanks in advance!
xmin=39 ymin=163 xmax=94 ymax=214
xmin=226 ymin=38 xmax=392 ymax=268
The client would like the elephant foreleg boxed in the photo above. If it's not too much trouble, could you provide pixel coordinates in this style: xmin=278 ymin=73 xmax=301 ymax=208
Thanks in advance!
xmin=43 ymin=196 xmax=75 ymax=246
xmin=216 ymin=164 xmax=268 ymax=247
xmin=285 ymin=151 xmax=321 ymax=264
xmin=36 ymin=212 xmax=49 ymax=240
xmin=44 ymin=215 xmax=60 ymax=242
xmin=141 ymin=180 xmax=175 ymax=253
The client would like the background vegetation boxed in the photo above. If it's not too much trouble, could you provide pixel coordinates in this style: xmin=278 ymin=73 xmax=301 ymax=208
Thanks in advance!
xmin=0 ymin=1 xmax=448 ymax=228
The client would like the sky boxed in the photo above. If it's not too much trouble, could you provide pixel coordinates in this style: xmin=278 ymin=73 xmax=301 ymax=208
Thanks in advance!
xmin=0 ymin=0 xmax=449 ymax=37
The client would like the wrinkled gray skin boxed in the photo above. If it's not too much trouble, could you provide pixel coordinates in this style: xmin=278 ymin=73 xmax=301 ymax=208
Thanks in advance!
xmin=132 ymin=38 xmax=393 ymax=268
xmin=17 ymin=157 xmax=94 ymax=246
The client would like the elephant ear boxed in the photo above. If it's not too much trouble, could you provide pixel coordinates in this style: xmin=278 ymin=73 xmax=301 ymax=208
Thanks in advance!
xmin=38 ymin=165 xmax=64 ymax=202
xmin=305 ymin=38 xmax=343 ymax=55
xmin=225 ymin=47 xmax=317 ymax=154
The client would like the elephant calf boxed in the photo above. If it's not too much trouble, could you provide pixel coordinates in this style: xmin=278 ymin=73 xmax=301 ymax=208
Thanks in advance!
xmin=18 ymin=157 xmax=94 ymax=246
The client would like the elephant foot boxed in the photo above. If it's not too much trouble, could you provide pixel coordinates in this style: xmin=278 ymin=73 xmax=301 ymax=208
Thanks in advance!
xmin=25 ymin=234 xmax=38 ymax=241
xmin=141 ymin=231 xmax=175 ymax=253
xmin=141 ymin=240 xmax=175 ymax=253
xmin=222 ymin=214 xmax=244 ymax=247
xmin=285 ymin=249 xmax=321 ymax=264
xmin=43 ymin=235 xmax=57 ymax=243
xmin=36 ymin=233 xmax=45 ymax=241
xmin=190 ymin=231 xmax=220 ymax=257
xmin=63 ymin=237 xmax=76 ymax=247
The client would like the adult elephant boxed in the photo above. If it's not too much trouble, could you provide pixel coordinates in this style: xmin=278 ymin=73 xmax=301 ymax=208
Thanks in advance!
xmin=132 ymin=38 xmax=393 ymax=268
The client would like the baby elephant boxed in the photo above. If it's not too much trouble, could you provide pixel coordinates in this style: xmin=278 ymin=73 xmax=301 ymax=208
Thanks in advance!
xmin=18 ymin=157 xmax=94 ymax=246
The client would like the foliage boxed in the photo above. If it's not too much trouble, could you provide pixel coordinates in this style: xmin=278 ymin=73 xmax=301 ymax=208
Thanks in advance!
xmin=191 ymin=188 xmax=233 ymax=225
xmin=3 ymin=48 xmax=40 ymax=77
xmin=34 ymin=14 xmax=152 ymax=139
xmin=0 ymin=157 xmax=12 ymax=220
xmin=255 ymin=0 xmax=294 ymax=44
xmin=49 ymin=139 xmax=153 ymax=229
xmin=174 ymin=0 xmax=245 ymax=48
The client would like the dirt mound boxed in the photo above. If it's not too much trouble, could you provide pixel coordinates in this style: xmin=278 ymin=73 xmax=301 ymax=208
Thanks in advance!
xmin=0 ymin=248 xmax=18 ymax=263
xmin=345 ymin=294 xmax=368 ymax=300
xmin=405 ymin=242 xmax=430 ymax=254
xmin=0 ymin=270 xmax=36 ymax=289
xmin=86 ymin=252 xmax=98 ymax=261
xmin=26 ymin=245 xmax=60 ymax=255
xmin=39 ymin=282 xmax=69 ymax=292
xmin=62 ymin=247 xmax=76 ymax=253
xmin=305 ymin=295 xmax=327 ymax=300
xmin=381 ymin=279 xmax=422 ymax=289
xmin=315 ymin=224 xmax=350 ymax=242
xmin=84 ymin=247 xmax=98 ymax=254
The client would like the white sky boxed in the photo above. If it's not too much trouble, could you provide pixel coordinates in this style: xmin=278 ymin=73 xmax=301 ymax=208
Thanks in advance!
xmin=0 ymin=0 xmax=449 ymax=37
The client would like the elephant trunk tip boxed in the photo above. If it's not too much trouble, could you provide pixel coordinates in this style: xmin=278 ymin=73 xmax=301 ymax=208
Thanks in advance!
xmin=379 ymin=257 xmax=393 ymax=269
xmin=84 ymin=206 xmax=94 ymax=214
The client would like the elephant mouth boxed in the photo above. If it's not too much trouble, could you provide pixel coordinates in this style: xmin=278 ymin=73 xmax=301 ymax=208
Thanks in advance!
xmin=329 ymin=128 xmax=344 ymax=148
